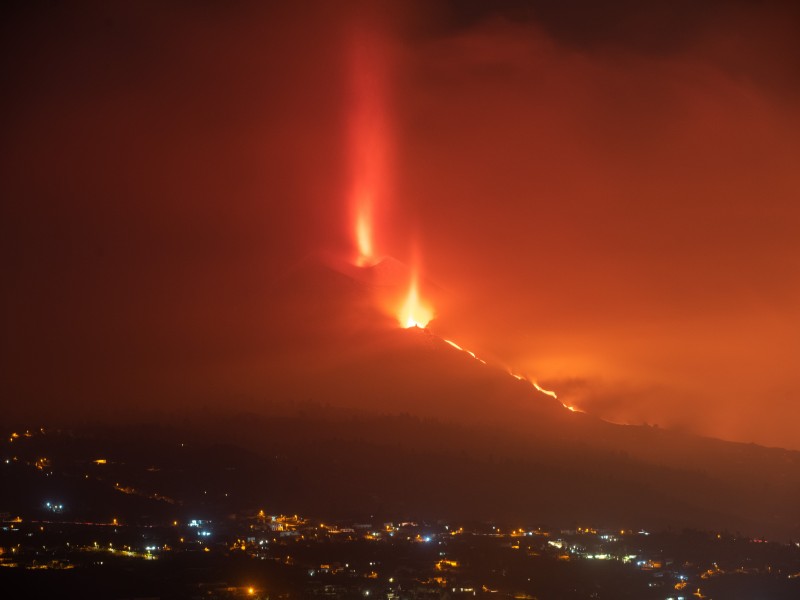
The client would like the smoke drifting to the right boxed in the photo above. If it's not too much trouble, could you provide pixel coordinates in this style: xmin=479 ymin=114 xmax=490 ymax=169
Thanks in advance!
xmin=387 ymin=2 xmax=800 ymax=449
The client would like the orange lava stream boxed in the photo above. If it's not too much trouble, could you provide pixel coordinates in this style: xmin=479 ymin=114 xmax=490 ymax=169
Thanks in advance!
xmin=443 ymin=339 xmax=487 ymax=365
xmin=411 ymin=313 xmax=579 ymax=414
xmin=532 ymin=381 xmax=558 ymax=400
xmin=533 ymin=382 xmax=582 ymax=413
xmin=445 ymin=333 xmax=580 ymax=413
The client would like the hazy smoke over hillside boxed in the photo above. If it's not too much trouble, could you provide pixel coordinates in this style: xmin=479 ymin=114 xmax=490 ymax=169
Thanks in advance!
xmin=2 ymin=1 xmax=800 ymax=449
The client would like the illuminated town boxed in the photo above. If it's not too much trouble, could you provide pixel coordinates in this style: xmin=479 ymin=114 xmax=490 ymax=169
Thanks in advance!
xmin=2 ymin=427 xmax=799 ymax=599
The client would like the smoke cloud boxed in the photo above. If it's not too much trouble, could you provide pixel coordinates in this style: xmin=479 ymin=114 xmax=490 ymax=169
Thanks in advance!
xmin=2 ymin=1 xmax=799 ymax=448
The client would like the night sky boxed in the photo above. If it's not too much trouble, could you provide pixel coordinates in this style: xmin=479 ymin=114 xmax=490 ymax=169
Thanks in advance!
xmin=3 ymin=1 xmax=800 ymax=450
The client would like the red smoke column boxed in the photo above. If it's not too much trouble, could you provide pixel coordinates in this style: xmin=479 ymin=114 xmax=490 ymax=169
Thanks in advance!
xmin=347 ymin=25 xmax=393 ymax=266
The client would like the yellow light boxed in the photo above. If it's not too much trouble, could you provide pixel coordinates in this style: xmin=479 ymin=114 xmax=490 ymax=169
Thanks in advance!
xmin=443 ymin=339 xmax=485 ymax=364
xmin=532 ymin=382 xmax=557 ymax=400
xmin=397 ymin=273 xmax=433 ymax=329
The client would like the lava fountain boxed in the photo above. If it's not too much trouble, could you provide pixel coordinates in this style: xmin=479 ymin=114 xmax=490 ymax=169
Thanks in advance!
xmin=347 ymin=26 xmax=391 ymax=267
xmin=341 ymin=20 xmax=576 ymax=414
xmin=397 ymin=269 xmax=434 ymax=329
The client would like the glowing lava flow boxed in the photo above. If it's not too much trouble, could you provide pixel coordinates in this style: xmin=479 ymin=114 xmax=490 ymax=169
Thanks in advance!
xmin=397 ymin=289 xmax=579 ymax=413
xmin=443 ymin=338 xmax=487 ymax=365
xmin=392 ymin=272 xmax=579 ymax=413
xmin=443 ymin=332 xmax=581 ymax=413
xmin=456 ymin=343 xmax=581 ymax=413
xmin=532 ymin=382 xmax=581 ymax=412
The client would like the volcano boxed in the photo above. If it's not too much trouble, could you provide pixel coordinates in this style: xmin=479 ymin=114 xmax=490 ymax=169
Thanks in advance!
xmin=10 ymin=254 xmax=799 ymax=539
xmin=187 ymin=254 xmax=800 ymax=540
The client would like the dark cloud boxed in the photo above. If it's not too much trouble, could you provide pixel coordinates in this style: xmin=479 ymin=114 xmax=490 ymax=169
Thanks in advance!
xmin=419 ymin=0 xmax=800 ymax=103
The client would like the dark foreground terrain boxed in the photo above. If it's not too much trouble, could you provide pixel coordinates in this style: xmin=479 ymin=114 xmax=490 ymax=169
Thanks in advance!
xmin=2 ymin=515 xmax=800 ymax=600
xmin=2 ymin=424 xmax=800 ymax=599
